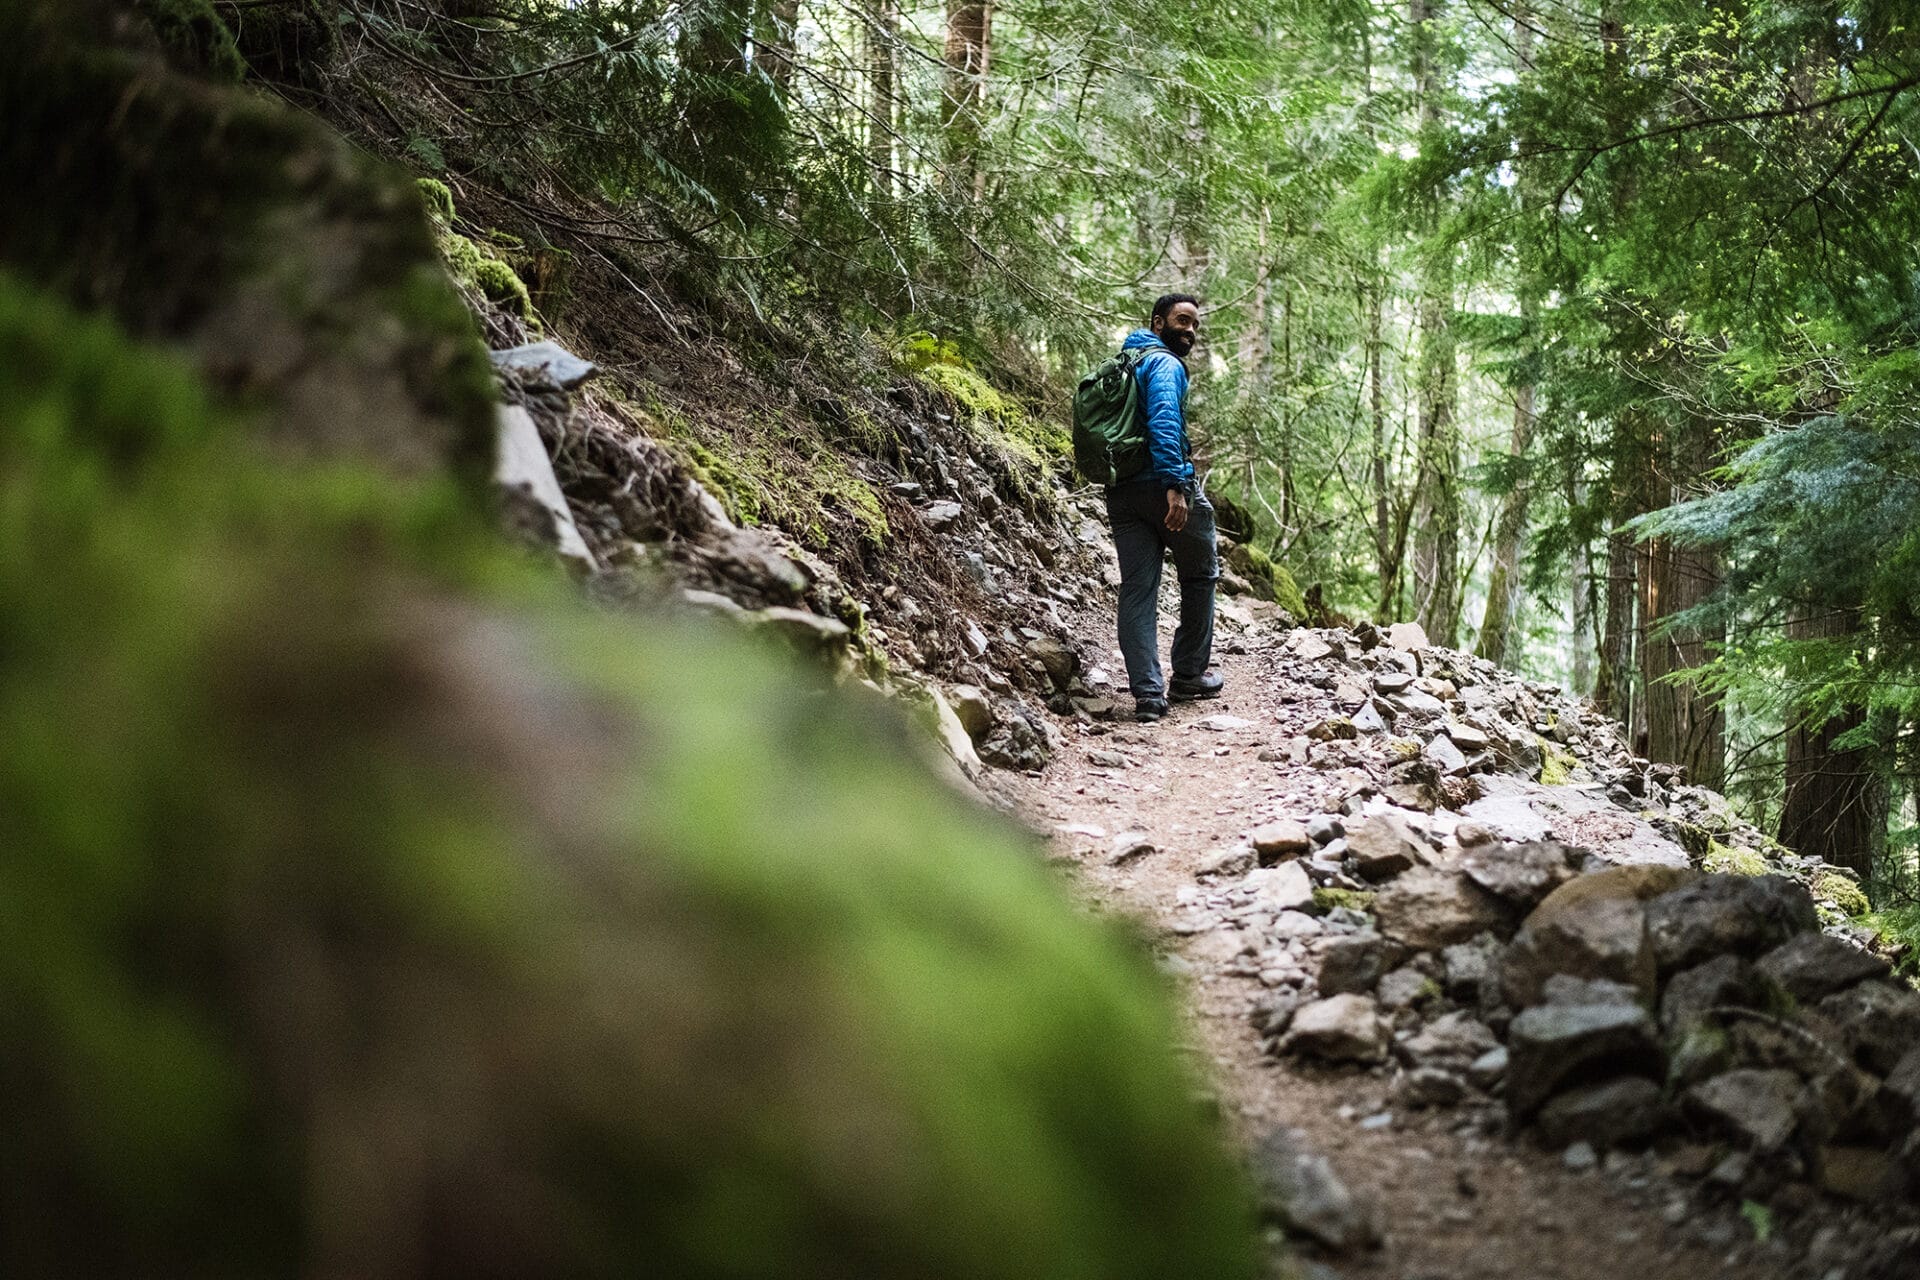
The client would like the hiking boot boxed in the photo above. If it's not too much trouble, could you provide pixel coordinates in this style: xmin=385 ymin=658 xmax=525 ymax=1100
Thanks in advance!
xmin=1134 ymin=696 xmax=1170 ymax=723
xmin=1168 ymin=671 xmax=1224 ymax=702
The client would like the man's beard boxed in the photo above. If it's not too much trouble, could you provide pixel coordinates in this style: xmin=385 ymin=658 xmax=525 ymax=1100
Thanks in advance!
xmin=1168 ymin=333 xmax=1195 ymax=357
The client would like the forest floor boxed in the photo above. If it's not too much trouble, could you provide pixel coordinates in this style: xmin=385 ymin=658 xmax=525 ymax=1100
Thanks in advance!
xmin=989 ymin=614 xmax=1805 ymax=1280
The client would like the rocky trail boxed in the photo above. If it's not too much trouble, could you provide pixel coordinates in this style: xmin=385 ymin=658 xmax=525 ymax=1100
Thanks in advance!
xmin=989 ymin=605 xmax=1920 ymax=1280
xmin=485 ymin=332 xmax=1920 ymax=1279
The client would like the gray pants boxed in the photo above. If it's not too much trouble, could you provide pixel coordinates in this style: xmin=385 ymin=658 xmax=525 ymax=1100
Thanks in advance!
xmin=1104 ymin=483 xmax=1218 ymax=699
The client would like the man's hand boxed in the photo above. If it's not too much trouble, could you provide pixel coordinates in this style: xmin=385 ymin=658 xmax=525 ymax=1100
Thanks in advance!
xmin=1164 ymin=488 xmax=1189 ymax=533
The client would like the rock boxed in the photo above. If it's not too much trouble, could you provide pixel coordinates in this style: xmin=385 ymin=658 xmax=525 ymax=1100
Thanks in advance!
xmin=1817 ymin=1145 xmax=1908 ymax=1203
xmin=495 ymin=405 xmax=599 ymax=570
xmin=1197 ymin=844 xmax=1255 ymax=878
xmin=1459 ymin=840 xmax=1581 ymax=909
xmin=946 ymin=684 xmax=995 ymax=741
xmin=1345 ymin=811 xmax=1429 ymax=881
xmin=1658 ymin=954 xmax=1765 ymax=1034
xmin=490 ymin=339 xmax=598 ymax=390
xmin=1684 ymin=1069 xmax=1806 ymax=1152
xmin=1753 ymin=932 xmax=1889 ymax=1002
xmin=1350 ymin=701 xmax=1389 ymax=735
xmin=1540 ymin=975 xmax=1644 ymax=1007
xmin=1388 ymin=690 xmax=1447 ymax=717
xmin=1251 ymin=819 xmax=1312 ymax=861
xmin=1444 ymin=721 xmax=1491 ymax=751
xmin=921 ymin=500 xmax=965 ymax=531
xmin=1087 ymin=749 xmax=1127 ymax=769
xmin=1425 ymin=734 xmax=1469 ymax=776
xmin=1198 ymin=714 xmax=1257 ymax=732
xmin=1251 ymin=990 xmax=1302 ymax=1037
xmin=1025 ymin=636 xmax=1078 ymax=689
xmin=1250 ymin=1128 xmax=1381 ymax=1253
xmin=1107 ymin=832 xmax=1155 ymax=865
xmin=1393 ymin=1067 xmax=1467 ymax=1108
xmin=1317 ymin=933 xmax=1399 ymax=997
xmin=1880 ymin=1045 xmax=1920 ymax=1131
xmin=1386 ymin=622 xmax=1429 ymax=651
xmin=1645 ymin=874 xmax=1819 ymax=973
xmin=1561 ymin=1141 xmax=1599 ymax=1172
xmin=1246 ymin=862 xmax=1315 ymax=913
xmin=1306 ymin=814 xmax=1345 ymax=844
xmin=917 ymin=682 xmax=984 ymax=780
xmin=1506 ymin=1002 xmax=1664 ymax=1118
xmin=1440 ymin=935 xmax=1501 ymax=1001
xmin=1283 ymin=994 xmax=1391 ymax=1064
xmin=1500 ymin=866 xmax=1696 ymax=1009
xmin=1375 ymin=868 xmax=1515 ymax=950
xmin=1402 ymin=1011 xmax=1500 ymax=1066
xmin=1454 ymin=820 xmax=1497 ymax=849
xmin=1372 ymin=671 xmax=1414 ymax=694
xmin=1468 ymin=1047 xmax=1509 ymax=1089
xmin=748 ymin=606 xmax=854 ymax=662
xmin=1288 ymin=631 xmax=1336 ymax=662
xmin=1307 ymin=715 xmax=1357 ymax=742
xmin=1188 ymin=927 xmax=1252 ymax=966
xmin=1537 ymin=1078 xmax=1668 ymax=1150
xmin=1376 ymin=965 xmax=1435 ymax=1011
xmin=1819 ymin=980 xmax=1920 ymax=1074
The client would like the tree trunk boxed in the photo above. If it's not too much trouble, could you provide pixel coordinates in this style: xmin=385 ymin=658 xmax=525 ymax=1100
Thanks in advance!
xmin=942 ymin=0 xmax=991 ymax=181
xmin=1596 ymin=515 xmax=1638 ymax=734
xmin=1569 ymin=477 xmax=1596 ymax=696
xmin=868 ymin=0 xmax=896 ymax=197
xmin=1409 ymin=0 xmax=1459 ymax=643
xmin=1780 ymin=608 xmax=1887 ymax=882
xmin=758 ymin=0 xmax=799 ymax=92
xmin=1638 ymin=422 xmax=1725 ymax=789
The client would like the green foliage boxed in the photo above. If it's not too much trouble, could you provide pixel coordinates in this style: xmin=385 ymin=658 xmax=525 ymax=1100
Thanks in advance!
xmin=1816 ymin=870 xmax=1873 ymax=920
xmin=1702 ymin=841 xmax=1770 ymax=878
xmin=1311 ymin=888 xmax=1375 ymax=915
xmin=136 ymin=0 xmax=246 ymax=81
xmin=0 ymin=268 xmax=1257 ymax=1278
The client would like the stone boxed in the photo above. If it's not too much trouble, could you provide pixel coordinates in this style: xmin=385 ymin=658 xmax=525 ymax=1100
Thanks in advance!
xmin=1376 ymin=966 xmax=1436 ymax=1011
xmin=921 ymin=500 xmax=964 ymax=531
xmin=490 ymin=339 xmax=598 ymax=390
xmin=1373 ymin=671 xmax=1414 ymax=694
xmin=1753 ymin=932 xmax=1889 ymax=1003
xmin=1317 ymin=933 xmax=1399 ymax=997
xmin=1375 ymin=869 xmax=1516 ymax=950
xmin=1386 ymin=621 xmax=1430 ymax=651
xmin=1880 ymin=1045 xmax=1920 ymax=1132
xmin=1536 ymin=1077 xmax=1668 ymax=1150
xmin=1198 ymin=714 xmax=1257 ymax=732
xmin=1684 ymin=1069 xmax=1806 ymax=1152
xmin=748 ymin=606 xmax=854 ymax=661
xmin=1087 ymin=749 xmax=1127 ymax=769
xmin=946 ymin=684 xmax=995 ymax=741
xmin=1817 ymin=1146 xmax=1908 ymax=1203
xmin=1243 ymin=862 xmax=1314 ymax=913
xmin=1500 ymin=867 xmax=1695 ymax=1009
xmin=1288 ymin=631 xmax=1336 ymax=662
xmin=1658 ymin=954 xmax=1765 ymax=1034
xmin=1307 ymin=715 xmax=1358 ymax=742
xmin=1350 ymin=701 xmax=1389 ymax=735
xmin=1251 ymin=819 xmax=1313 ymax=860
xmin=1283 ymin=994 xmax=1391 ymax=1064
xmin=1389 ymin=690 xmax=1447 ymax=717
xmin=1250 ymin=1128 xmax=1381 ymax=1253
xmin=495 ymin=405 xmax=599 ymax=570
xmin=1506 ymin=1002 xmax=1664 ymax=1117
xmin=1393 ymin=1066 xmax=1467 ymax=1108
xmin=1107 ymin=832 xmax=1155 ymax=865
xmin=1440 ymin=935 xmax=1501 ymax=1001
xmin=1645 ymin=874 xmax=1820 ymax=974
xmin=1454 ymin=820 xmax=1497 ymax=849
xmin=1540 ymin=975 xmax=1644 ymax=1007
xmin=1345 ymin=811 xmax=1429 ymax=881
xmin=1402 ymin=1011 xmax=1500 ymax=1067
xmin=1819 ymin=980 xmax=1920 ymax=1074
xmin=1306 ymin=814 xmax=1345 ymax=844
xmin=1468 ymin=1046 xmax=1508 ymax=1089
xmin=1459 ymin=841 xmax=1581 ymax=909
xmin=1198 ymin=844 xmax=1255 ymax=878
xmin=1250 ymin=990 xmax=1303 ymax=1037
xmin=1445 ymin=721 xmax=1492 ymax=751
xmin=1425 ymin=733 xmax=1469 ymax=776
xmin=1024 ymin=635 xmax=1078 ymax=689
xmin=1271 ymin=911 xmax=1325 ymax=940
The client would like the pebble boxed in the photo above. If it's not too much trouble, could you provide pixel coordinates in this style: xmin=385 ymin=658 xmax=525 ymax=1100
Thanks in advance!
xmin=1562 ymin=1142 xmax=1598 ymax=1172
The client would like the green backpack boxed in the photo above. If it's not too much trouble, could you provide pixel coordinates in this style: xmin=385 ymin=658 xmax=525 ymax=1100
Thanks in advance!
xmin=1071 ymin=349 xmax=1150 ymax=486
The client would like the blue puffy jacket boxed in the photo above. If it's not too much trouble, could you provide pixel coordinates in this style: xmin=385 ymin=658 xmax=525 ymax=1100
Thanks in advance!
xmin=1120 ymin=329 xmax=1194 ymax=490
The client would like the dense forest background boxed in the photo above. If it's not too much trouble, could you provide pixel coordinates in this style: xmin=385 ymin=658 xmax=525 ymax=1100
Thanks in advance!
xmin=204 ymin=0 xmax=1920 ymax=913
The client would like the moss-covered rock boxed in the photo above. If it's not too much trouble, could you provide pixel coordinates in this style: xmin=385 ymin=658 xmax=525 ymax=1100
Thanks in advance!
xmin=135 ymin=0 xmax=246 ymax=80
xmin=0 ymin=0 xmax=496 ymax=494
xmin=0 ymin=272 xmax=1256 ymax=1278
xmin=1815 ymin=869 xmax=1872 ymax=919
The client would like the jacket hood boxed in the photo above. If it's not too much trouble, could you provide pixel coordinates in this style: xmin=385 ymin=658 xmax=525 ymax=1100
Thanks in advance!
xmin=1122 ymin=329 xmax=1170 ymax=353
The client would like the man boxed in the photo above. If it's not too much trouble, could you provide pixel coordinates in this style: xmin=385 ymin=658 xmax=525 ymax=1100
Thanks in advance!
xmin=1106 ymin=293 xmax=1221 ymax=723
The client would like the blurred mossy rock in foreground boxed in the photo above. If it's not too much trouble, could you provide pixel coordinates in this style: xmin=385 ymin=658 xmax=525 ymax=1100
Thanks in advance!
xmin=0 ymin=0 xmax=496 ymax=492
xmin=0 ymin=5 xmax=1259 ymax=1276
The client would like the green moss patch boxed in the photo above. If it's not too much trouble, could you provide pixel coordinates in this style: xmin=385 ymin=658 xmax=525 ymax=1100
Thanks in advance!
xmin=1702 ymin=840 xmax=1771 ymax=877
xmin=1815 ymin=869 xmax=1872 ymax=919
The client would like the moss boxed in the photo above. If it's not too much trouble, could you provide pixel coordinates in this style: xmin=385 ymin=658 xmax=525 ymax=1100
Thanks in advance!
xmin=1538 ymin=738 xmax=1581 ymax=786
xmin=436 ymin=229 xmax=536 ymax=326
xmin=1387 ymin=737 xmax=1422 ymax=762
xmin=1702 ymin=839 xmax=1770 ymax=877
xmin=136 ymin=0 xmax=246 ymax=81
xmin=0 ymin=269 xmax=1259 ymax=1280
xmin=1312 ymin=888 xmax=1376 ymax=915
xmin=416 ymin=177 xmax=456 ymax=224
xmin=1815 ymin=869 xmax=1872 ymax=919
xmin=1268 ymin=562 xmax=1308 ymax=618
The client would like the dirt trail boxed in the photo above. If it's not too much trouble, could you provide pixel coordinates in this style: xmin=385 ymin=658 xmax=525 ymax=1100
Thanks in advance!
xmin=990 ymin=618 xmax=1805 ymax=1280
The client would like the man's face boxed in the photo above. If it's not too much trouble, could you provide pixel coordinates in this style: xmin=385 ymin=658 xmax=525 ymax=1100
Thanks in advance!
xmin=1153 ymin=302 xmax=1200 ymax=358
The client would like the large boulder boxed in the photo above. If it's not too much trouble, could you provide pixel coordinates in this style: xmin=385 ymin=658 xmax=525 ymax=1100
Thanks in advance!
xmin=1506 ymin=1001 xmax=1665 ymax=1118
xmin=1659 ymin=954 xmax=1766 ymax=1035
xmin=1374 ymin=868 xmax=1516 ymax=950
xmin=1683 ymin=1070 xmax=1809 ymax=1153
xmin=1499 ymin=866 xmax=1693 ymax=1009
xmin=1536 ymin=1078 xmax=1669 ymax=1151
xmin=1753 ymin=932 xmax=1889 ymax=1003
xmin=1459 ymin=840 xmax=1582 ymax=910
xmin=1644 ymin=874 xmax=1819 ymax=974
xmin=1819 ymin=980 xmax=1920 ymax=1075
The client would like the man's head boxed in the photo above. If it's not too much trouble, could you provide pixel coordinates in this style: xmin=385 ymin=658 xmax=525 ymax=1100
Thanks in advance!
xmin=1150 ymin=293 xmax=1200 ymax=358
